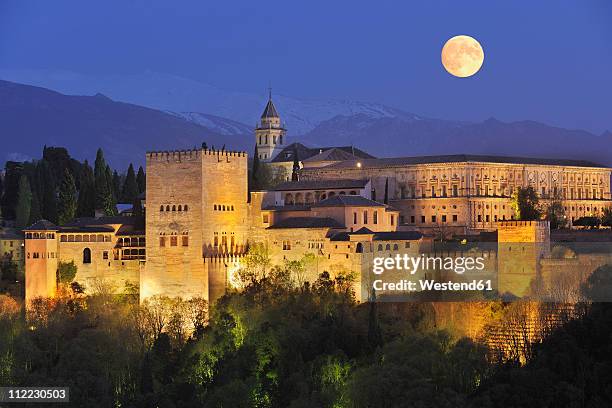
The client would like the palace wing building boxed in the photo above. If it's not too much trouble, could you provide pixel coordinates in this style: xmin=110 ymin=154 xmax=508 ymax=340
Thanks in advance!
xmin=23 ymin=96 xmax=612 ymax=305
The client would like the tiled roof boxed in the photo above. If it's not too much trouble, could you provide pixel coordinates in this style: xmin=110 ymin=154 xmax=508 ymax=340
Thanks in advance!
xmin=262 ymin=205 xmax=312 ymax=211
xmin=271 ymin=143 xmax=374 ymax=163
xmin=330 ymin=230 xmax=423 ymax=241
xmin=24 ymin=220 xmax=58 ymax=231
xmin=318 ymin=154 xmax=607 ymax=169
xmin=0 ymin=229 xmax=23 ymax=240
xmin=261 ymin=99 xmax=279 ymax=118
xmin=63 ymin=216 xmax=140 ymax=227
xmin=302 ymin=148 xmax=363 ymax=163
xmin=273 ymin=179 xmax=369 ymax=191
xmin=266 ymin=217 xmax=344 ymax=229
xmin=59 ymin=226 xmax=115 ymax=233
xmin=116 ymin=225 xmax=146 ymax=236
xmin=314 ymin=195 xmax=385 ymax=207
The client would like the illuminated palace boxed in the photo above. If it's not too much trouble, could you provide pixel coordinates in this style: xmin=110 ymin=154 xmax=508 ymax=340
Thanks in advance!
xmin=23 ymin=96 xmax=612 ymax=304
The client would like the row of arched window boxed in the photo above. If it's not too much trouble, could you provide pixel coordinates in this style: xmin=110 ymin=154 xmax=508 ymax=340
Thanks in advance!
xmin=159 ymin=232 xmax=189 ymax=247
xmin=160 ymin=204 xmax=189 ymax=212
xmin=214 ymin=204 xmax=235 ymax=211
xmin=258 ymin=135 xmax=283 ymax=145
xmin=27 ymin=251 xmax=56 ymax=259
xmin=118 ymin=237 xmax=145 ymax=247
xmin=25 ymin=232 xmax=55 ymax=239
xmin=61 ymin=234 xmax=111 ymax=243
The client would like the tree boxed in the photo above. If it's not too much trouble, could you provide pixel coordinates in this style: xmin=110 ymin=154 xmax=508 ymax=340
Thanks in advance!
xmin=112 ymin=170 xmax=121 ymax=202
xmin=121 ymin=164 xmax=139 ymax=203
xmin=291 ymin=145 xmax=299 ymax=182
xmin=76 ymin=161 xmax=96 ymax=217
xmin=57 ymin=169 xmax=78 ymax=225
xmin=15 ymin=175 xmax=32 ymax=228
xmin=36 ymin=160 xmax=58 ymax=223
xmin=573 ymin=216 xmax=600 ymax=229
xmin=383 ymin=178 xmax=389 ymax=204
xmin=57 ymin=260 xmax=77 ymax=284
xmin=28 ymin=189 xmax=42 ymax=225
xmin=1 ymin=161 xmax=24 ymax=220
xmin=251 ymin=144 xmax=260 ymax=190
xmin=601 ymin=207 xmax=612 ymax=227
xmin=511 ymin=186 xmax=541 ymax=220
xmin=94 ymin=148 xmax=116 ymax=215
xmin=545 ymin=200 xmax=566 ymax=229
xmin=136 ymin=166 xmax=146 ymax=194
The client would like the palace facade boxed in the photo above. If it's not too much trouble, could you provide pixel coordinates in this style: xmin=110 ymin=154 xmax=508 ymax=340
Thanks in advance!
xmin=23 ymin=96 xmax=612 ymax=305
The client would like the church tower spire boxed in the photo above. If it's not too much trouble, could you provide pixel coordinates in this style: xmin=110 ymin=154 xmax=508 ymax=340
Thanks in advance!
xmin=255 ymin=88 xmax=286 ymax=162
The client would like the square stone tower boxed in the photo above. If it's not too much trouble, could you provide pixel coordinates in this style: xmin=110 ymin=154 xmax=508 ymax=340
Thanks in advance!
xmin=24 ymin=220 xmax=59 ymax=305
xmin=497 ymin=220 xmax=550 ymax=298
xmin=142 ymin=148 xmax=249 ymax=302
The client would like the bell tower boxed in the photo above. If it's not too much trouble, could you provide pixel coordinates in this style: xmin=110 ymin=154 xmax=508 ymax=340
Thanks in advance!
xmin=255 ymin=89 xmax=286 ymax=162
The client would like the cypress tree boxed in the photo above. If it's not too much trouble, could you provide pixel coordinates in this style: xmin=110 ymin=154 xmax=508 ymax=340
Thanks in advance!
xmin=57 ymin=169 xmax=77 ymax=225
xmin=77 ymin=161 xmax=96 ymax=217
xmin=291 ymin=145 xmax=300 ymax=182
xmin=367 ymin=290 xmax=383 ymax=350
xmin=93 ymin=149 xmax=116 ymax=215
xmin=35 ymin=159 xmax=58 ymax=223
xmin=136 ymin=166 xmax=146 ymax=194
xmin=252 ymin=144 xmax=260 ymax=189
xmin=1 ymin=162 xmax=24 ymax=220
xmin=121 ymin=164 xmax=139 ymax=203
xmin=105 ymin=166 xmax=118 ymax=216
xmin=112 ymin=169 xmax=121 ymax=202
xmin=15 ymin=175 xmax=32 ymax=228
xmin=383 ymin=178 xmax=389 ymax=204
xmin=28 ymin=190 xmax=42 ymax=225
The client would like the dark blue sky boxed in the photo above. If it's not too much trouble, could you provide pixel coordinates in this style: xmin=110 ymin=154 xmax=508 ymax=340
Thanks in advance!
xmin=1 ymin=0 xmax=611 ymax=132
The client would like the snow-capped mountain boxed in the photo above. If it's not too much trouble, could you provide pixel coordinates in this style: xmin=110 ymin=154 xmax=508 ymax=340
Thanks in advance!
xmin=0 ymin=69 xmax=412 ymax=135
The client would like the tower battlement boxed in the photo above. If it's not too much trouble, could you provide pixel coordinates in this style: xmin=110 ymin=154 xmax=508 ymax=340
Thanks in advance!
xmin=146 ymin=148 xmax=247 ymax=162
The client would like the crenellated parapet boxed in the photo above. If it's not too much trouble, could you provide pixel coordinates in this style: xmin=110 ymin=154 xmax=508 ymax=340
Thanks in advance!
xmin=146 ymin=148 xmax=247 ymax=162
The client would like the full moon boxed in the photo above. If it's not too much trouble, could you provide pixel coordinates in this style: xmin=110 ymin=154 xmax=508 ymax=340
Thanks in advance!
xmin=441 ymin=35 xmax=484 ymax=78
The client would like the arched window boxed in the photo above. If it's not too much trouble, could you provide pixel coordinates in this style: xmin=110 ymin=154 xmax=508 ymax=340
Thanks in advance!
xmin=83 ymin=248 xmax=91 ymax=264
xmin=350 ymin=190 xmax=357 ymax=195
xmin=377 ymin=244 xmax=383 ymax=251
xmin=356 ymin=243 xmax=364 ymax=253
xmin=222 ymin=205 xmax=226 ymax=211
xmin=184 ymin=205 xmax=188 ymax=211
xmin=393 ymin=244 xmax=399 ymax=250
xmin=160 ymin=205 xmax=164 ymax=212
xmin=178 ymin=205 xmax=182 ymax=211
xmin=328 ymin=192 xmax=336 ymax=198
xmin=214 ymin=204 xmax=217 ymax=210
xmin=166 ymin=205 xmax=170 ymax=211
xmin=385 ymin=244 xmax=391 ymax=250
xmin=231 ymin=205 xmax=235 ymax=211
xmin=172 ymin=205 xmax=176 ymax=211
xmin=339 ymin=191 xmax=346 ymax=195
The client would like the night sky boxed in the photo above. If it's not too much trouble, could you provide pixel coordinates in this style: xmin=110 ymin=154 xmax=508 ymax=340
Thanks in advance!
xmin=1 ymin=0 xmax=610 ymax=133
